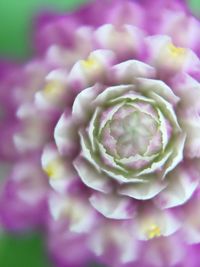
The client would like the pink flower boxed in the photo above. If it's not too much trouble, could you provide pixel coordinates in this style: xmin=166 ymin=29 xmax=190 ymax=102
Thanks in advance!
xmin=35 ymin=0 xmax=200 ymax=56
xmin=0 ymin=60 xmax=51 ymax=230
xmin=1 ymin=0 xmax=200 ymax=266
xmin=0 ymin=152 xmax=48 ymax=230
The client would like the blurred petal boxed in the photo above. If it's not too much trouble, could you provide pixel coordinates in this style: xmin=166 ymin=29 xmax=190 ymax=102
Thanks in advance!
xmin=119 ymin=178 xmax=167 ymax=200
xmin=155 ymin=161 xmax=200 ymax=209
xmin=73 ymin=155 xmax=112 ymax=193
xmin=54 ymin=111 xmax=77 ymax=156
xmin=89 ymin=192 xmax=136 ymax=219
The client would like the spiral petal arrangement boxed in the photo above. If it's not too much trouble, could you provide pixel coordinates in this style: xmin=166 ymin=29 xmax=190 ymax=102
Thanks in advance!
xmin=1 ymin=1 xmax=200 ymax=267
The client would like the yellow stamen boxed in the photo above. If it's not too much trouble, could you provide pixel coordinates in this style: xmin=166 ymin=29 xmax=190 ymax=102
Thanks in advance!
xmin=167 ymin=43 xmax=186 ymax=57
xmin=146 ymin=223 xmax=161 ymax=239
xmin=44 ymin=159 xmax=63 ymax=179
xmin=43 ymin=81 xmax=62 ymax=96
xmin=82 ymin=58 xmax=99 ymax=69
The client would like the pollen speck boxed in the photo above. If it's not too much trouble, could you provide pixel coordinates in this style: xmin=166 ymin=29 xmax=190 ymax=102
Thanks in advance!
xmin=167 ymin=43 xmax=186 ymax=57
xmin=146 ymin=223 xmax=161 ymax=239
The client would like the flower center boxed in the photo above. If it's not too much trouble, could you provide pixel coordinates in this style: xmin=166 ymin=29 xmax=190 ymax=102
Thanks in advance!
xmin=146 ymin=223 xmax=161 ymax=239
xmin=101 ymin=102 xmax=159 ymax=159
xmin=82 ymin=58 xmax=99 ymax=69
xmin=167 ymin=43 xmax=186 ymax=58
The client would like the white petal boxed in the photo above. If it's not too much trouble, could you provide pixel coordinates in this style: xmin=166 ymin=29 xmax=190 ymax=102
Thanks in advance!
xmin=35 ymin=69 xmax=68 ymax=110
xmin=180 ymin=114 xmax=200 ymax=158
xmin=162 ymin=133 xmax=186 ymax=177
xmin=98 ymin=143 xmax=127 ymax=172
xmin=93 ymin=84 xmax=133 ymax=106
xmin=49 ymin=193 xmax=67 ymax=221
xmin=94 ymin=24 xmax=144 ymax=55
xmin=41 ymin=143 xmax=76 ymax=193
xmin=35 ymin=91 xmax=54 ymax=110
xmin=68 ymin=49 xmax=115 ymax=92
xmin=89 ymin=192 xmax=136 ymax=219
xmin=171 ymin=74 xmax=200 ymax=112
xmin=49 ymin=193 xmax=94 ymax=233
xmin=72 ymin=84 xmax=101 ymax=124
xmin=68 ymin=201 xmax=95 ymax=233
xmin=109 ymin=91 xmax=155 ymax=105
xmin=54 ymin=112 xmax=77 ymax=156
xmin=89 ymin=223 xmax=138 ymax=263
xmin=181 ymin=195 xmax=200 ymax=244
xmin=137 ymin=150 xmax=172 ymax=176
xmin=79 ymin=129 xmax=101 ymax=171
xmin=157 ymin=108 xmax=170 ymax=150
xmin=112 ymin=60 xmax=155 ymax=83
xmin=155 ymin=163 xmax=199 ymax=209
xmin=137 ymin=78 xmax=180 ymax=106
xmin=146 ymin=35 xmax=200 ymax=72
xmin=136 ymin=208 xmax=180 ymax=240
xmin=119 ymin=178 xmax=167 ymax=200
xmin=73 ymin=155 xmax=112 ymax=193
xmin=101 ymin=168 xmax=146 ymax=184
xmin=150 ymin=92 xmax=181 ymax=131
xmin=89 ymin=49 xmax=115 ymax=66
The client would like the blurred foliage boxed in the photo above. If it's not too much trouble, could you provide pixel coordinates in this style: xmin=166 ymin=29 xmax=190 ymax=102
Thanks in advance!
xmin=0 ymin=0 xmax=199 ymax=267
xmin=0 ymin=231 xmax=51 ymax=267
xmin=0 ymin=0 xmax=88 ymax=59
xmin=189 ymin=0 xmax=200 ymax=16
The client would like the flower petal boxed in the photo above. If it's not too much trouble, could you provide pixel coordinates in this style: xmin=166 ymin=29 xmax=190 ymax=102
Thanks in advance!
xmin=41 ymin=143 xmax=77 ymax=193
xmin=89 ymin=192 xmax=136 ymax=219
xmin=72 ymin=84 xmax=101 ymax=124
xmin=54 ymin=111 xmax=77 ymax=156
xmin=35 ymin=69 xmax=68 ymax=111
xmin=137 ymin=77 xmax=180 ymax=106
xmin=170 ymin=74 xmax=200 ymax=112
xmin=155 ymin=161 xmax=200 ymax=209
xmin=180 ymin=113 xmax=200 ymax=158
xmin=112 ymin=60 xmax=155 ymax=84
xmin=146 ymin=35 xmax=200 ymax=73
xmin=49 ymin=193 xmax=95 ymax=233
xmin=93 ymin=84 xmax=133 ymax=106
xmin=94 ymin=24 xmax=144 ymax=56
xmin=136 ymin=208 xmax=180 ymax=240
xmin=162 ymin=132 xmax=186 ymax=177
xmin=68 ymin=49 xmax=115 ymax=92
xmin=181 ymin=195 xmax=200 ymax=244
xmin=73 ymin=155 xmax=112 ymax=193
xmin=118 ymin=177 xmax=167 ymax=200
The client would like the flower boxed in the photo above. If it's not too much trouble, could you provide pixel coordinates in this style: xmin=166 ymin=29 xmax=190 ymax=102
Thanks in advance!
xmin=38 ymin=4 xmax=200 ymax=266
xmin=1 ymin=0 xmax=200 ymax=266
xmin=0 ymin=60 xmax=50 ymax=230
xmin=34 ymin=0 xmax=200 ymax=57
xmin=0 ymin=152 xmax=48 ymax=230
xmin=0 ymin=63 xmax=20 ymax=161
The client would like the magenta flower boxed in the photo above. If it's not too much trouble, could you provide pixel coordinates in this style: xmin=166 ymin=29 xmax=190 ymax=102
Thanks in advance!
xmin=38 ymin=1 xmax=200 ymax=266
xmin=1 ymin=0 xmax=200 ymax=266
xmin=0 ymin=60 xmax=51 ymax=230
xmin=35 ymin=0 xmax=200 ymax=57
xmin=42 ymin=34 xmax=200 ymax=267
xmin=0 ymin=63 xmax=21 ymax=161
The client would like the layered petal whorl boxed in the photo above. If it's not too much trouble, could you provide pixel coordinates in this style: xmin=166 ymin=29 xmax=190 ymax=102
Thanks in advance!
xmin=37 ymin=21 xmax=200 ymax=267
xmin=52 ymin=46 xmax=194 ymax=220
xmin=2 ymin=1 xmax=200 ymax=267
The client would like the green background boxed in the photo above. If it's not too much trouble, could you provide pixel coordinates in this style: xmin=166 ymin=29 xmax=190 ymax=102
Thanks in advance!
xmin=0 ymin=0 xmax=199 ymax=266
